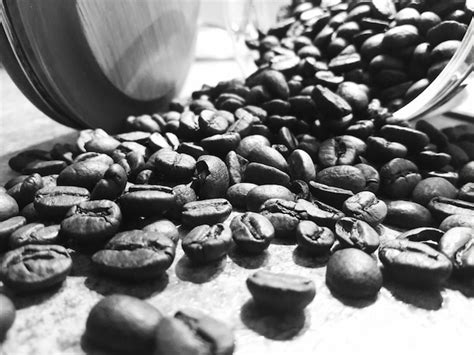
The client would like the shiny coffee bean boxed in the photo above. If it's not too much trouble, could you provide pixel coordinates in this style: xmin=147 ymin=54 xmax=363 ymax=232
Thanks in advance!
xmin=309 ymin=181 xmax=354 ymax=209
xmin=386 ymin=200 xmax=434 ymax=228
xmin=9 ymin=223 xmax=61 ymax=249
xmin=412 ymin=177 xmax=458 ymax=206
xmin=259 ymin=199 xmax=301 ymax=239
xmin=397 ymin=227 xmax=444 ymax=249
xmin=34 ymin=186 xmax=90 ymax=220
xmin=90 ymin=164 xmax=127 ymax=200
xmin=244 ymin=162 xmax=291 ymax=186
xmin=86 ymin=295 xmax=162 ymax=354
xmin=147 ymin=149 xmax=196 ymax=183
xmin=316 ymin=165 xmax=366 ymax=193
xmin=0 ymin=244 xmax=72 ymax=292
xmin=92 ymin=230 xmax=176 ymax=280
xmin=343 ymin=191 xmax=387 ymax=226
xmin=226 ymin=183 xmax=258 ymax=209
xmin=0 ymin=193 xmax=19 ymax=222
xmin=140 ymin=218 xmax=179 ymax=244
xmin=296 ymin=220 xmax=335 ymax=255
xmin=326 ymin=248 xmax=382 ymax=299
xmin=335 ymin=217 xmax=379 ymax=254
xmin=318 ymin=137 xmax=358 ymax=167
xmin=439 ymin=227 xmax=474 ymax=276
xmin=379 ymin=240 xmax=452 ymax=287
xmin=288 ymin=149 xmax=316 ymax=182
xmin=182 ymin=224 xmax=232 ymax=264
xmin=380 ymin=158 xmax=421 ymax=199
xmin=366 ymin=137 xmax=407 ymax=163
xmin=246 ymin=270 xmax=316 ymax=313
xmin=458 ymin=183 xmax=474 ymax=202
xmin=428 ymin=197 xmax=474 ymax=221
xmin=195 ymin=155 xmax=230 ymax=199
xmin=119 ymin=185 xmax=176 ymax=217
xmin=154 ymin=309 xmax=235 ymax=355
xmin=248 ymin=145 xmax=288 ymax=172
xmin=246 ymin=185 xmax=294 ymax=212
xmin=0 ymin=216 xmax=27 ymax=252
xmin=181 ymin=199 xmax=232 ymax=228
xmin=439 ymin=214 xmax=474 ymax=231
xmin=7 ymin=173 xmax=44 ymax=208
xmin=225 ymin=151 xmax=249 ymax=185
xmin=380 ymin=125 xmax=429 ymax=152
xmin=230 ymin=212 xmax=275 ymax=254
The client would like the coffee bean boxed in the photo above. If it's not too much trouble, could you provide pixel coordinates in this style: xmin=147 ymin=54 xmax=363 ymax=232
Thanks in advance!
xmin=428 ymin=197 xmax=474 ymax=221
xmin=225 ymin=151 xmax=249 ymax=185
xmin=230 ymin=212 xmax=275 ymax=254
xmin=8 ymin=149 xmax=51 ymax=173
xmin=7 ymin=173 xmax=44 ymax=208
xmin=201 ymin=133 xmax=241 ymax=157
xmin=311 ymin=85 xmax=352 ymax=120
xmin=86 ymin=295 xmax=162 ymax=353
xmin=355 ymin=163 xmax=380 ymax=193
xmin=416 ymin=151 xmax=452 ymax=170
xmin=335 ymin=217 xmax=379 ymax=253
xmin=248 ymin=146 xmax=288 ymax=172
xmin=0 ymin=216 xmax=27 ymax=252
xmin=182 ymin=199 xmax=232 ymax=228
xmin=380 ymin=125 xmax=429 ymax=152
xmin=343 ymin=191 xmax=387 ymax=226
xmin=425 ymin=171 xmax=459 ymax=185
xmin=61 ymin=200 xmax=122 ymax=246
xmin=244 ymin=162 xmax=291 ymax=186
xmin=0 ymin=294 xmax=15 ymax=339
xmin=439 ymin=227 xmax=474 ymax=276
xmin=296 ymin=220 xmax=335 ymax=255
xmin=182 ymin=224 xmax=232 ymax=264
xmin=9 ymin=223 xmax=61 ymax=249
xmin=318 ymin=137 xmax=358 ymax=167
xmin=397 ymin=227 xmax=444 ymax=249
xmin=386 ymin=200 xmax=434 ymax=228
xmin=154 ymin=309 xmax=235 ymax=355
xmin=426 ymin=20 xmax=468 ymax=46
xmin=119 ymin=185 xmax=175 ymax=217
xmin=140 ymin=218 xmax=179 ymax=244
xmin=90 ymin=164 xmax=127 ymax=200
xmin=259 ymin=199 xmax=301 ymax=239
xmin=439 ymin=214 xmax=474 ymax=231
xmin=0 ymin=193 xmax=19 ymax=222
xmin=196 ymin=155 xmax=230 ymax=199
xmin=459 ymin=183 xmax=474 ymax=202
xmin=246 ymin=185 xmax=294 ymax=212
xmin=379 ymin=240 xmax=452 ymax=287
xmin=380 ymin=158 xmax=421 ymax=198
xmin=326 ymin=248 xmax=382 ymax=299
xmin=443 ymin=143 xmax=469 ymax=168
xmin=22 ymin=160 xmax=67 ymax=176
xmin=302 ymin=199 xmax=345 ymax=229
xmin=0 ymin=244 xmax=72 ymax=292
xmin=226 ymin=183 xmax=257 ymax=209
xmin=246 ymin=270 xmax=315 ymax=313
xmin=92 ymin=230 xmax=176 ymax=280
xmin=316 ymin=165 xmax=366 ymax=193
xmin=412 ymin=177 xmax=458 ymax=206
xmin=309 ymin=181 xmax=354 ymax=209
xmin=459 ymin=161 xmax=474 ymax=185
xmin=34 ymin=186 xmax=90 ymax=220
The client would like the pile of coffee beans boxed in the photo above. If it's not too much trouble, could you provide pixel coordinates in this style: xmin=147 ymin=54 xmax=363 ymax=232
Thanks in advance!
xmin=1 ymin=0 xmax=473 ymax=351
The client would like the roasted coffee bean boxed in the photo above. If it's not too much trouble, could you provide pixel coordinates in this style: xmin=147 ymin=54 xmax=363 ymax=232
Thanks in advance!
xmin=182 ymin=199 xmax=232 ymax=228
xmin=166 ymin=184 xmax=197 ymax=220
xmin=119 ymin=185 xmax=175 ymax=217
xmin=382 ymin=25 xmax=420 ymax=49
xmin=326 ymin=248 xmax=382 ymax=299
xmin=199 ymin=110 xmax=230 ymax=136
xmin=259 ymin=199 xmax=301 ymax=239
xmin=318 ymin=137 xmax=358 ymax=167
xmin=154 ymin=309 xmax=235 ymax=355
xmin=412 ymin=177 xmax=458 ymax=206
xmin=0 ymin=216 xmax=26 ymax=252
xmin=439 ymin=227 xmax=474 ymax=276
xmin=230 ymin=212 xmax=275 ymax=254
xmin=182 ymin=224 xmax=232 ymax=264
xmin=225 ymin=151 xmax=249 ymax=185
xmin=147 ymin=149 xmax=196 ymax=183
xmin=7 ymin=173 xmax=44 ymax=208
xmin=200 ymin=133 xmax=241 ymax=156
xmin=459 ymin=161 xmax=474 ymax=184
xmin=92 ymin=230 xmax=176 ymax=280
xmin=244 ymin=162 xmax=291 ymax=186
xmin=379 ymin=240 xmax=452 ymax=287
xmin=9 ymin=223 xmax=61 ymax=249
xmin=226 ymin=183 xmax=258 ymax=209
xmin=335 ymin=217 xmax=379 ymax=253
xmin=459 ymin=183 xmax=474 ymax=202
xmin=195 ymin=155 xmax=230 ymax=199
xmin=397 ymin=227 xmax=444 ymax=249
xmin=34 ymin=186 xmax=90 ymax=220
xmin=289 ymin=180 xmax=310 ymax=200
xmin=316 ymin=165 xmax=366 ymax=193
xmin=246 ymin=185 xmax=294 ymax=212
xmin=380 ymin=125 xmax=429 ymax=153
xmin=415 ymin=120 xmax=449 ymax=148
xmin=86 ymin=295 xmax=162 ymax=354
xmin=311 ymin=85 xmax=352 ymax=120
xmin=0 ymin=294 xmax=15 ymax=339
xmin=8 ymin=149 xmax=51 ymax=173
xmin=425 ymin=171 xmax=459 ymax=185
xmin=355 ymin=163 xmax=380 ymax=193
xmin=428 ymin=197 xmax=474 ymax=221
xmin=236 ymin=135 xmax=271 ymax=158
xmin=416 ymin=151 xmax=451 ymax=170
xmin=380 ymin=158 xmax=421 ymax=199
xmin=302 ymin=199 xmax=345 ymax=229
xmin=22 ymin=160 xmax=67 ymax=176
xmin=287 ymin=149 xmax=316 ymax=182
xmin=0 ymin=244 xmax=72 ymax=292
xmin=439 ymin=214 xmax=474 ymax=231
xmin=309 ymin=181 xmax=353 ymax=209
xmin=246 ymin=270 xmax=315 ymax=313
xmin=90 ymin=163 xmax=127 ymax=200
xmin=296 ymin=220 xmax=335 ymax=255
xmin=443 ymin=143 xmax=469 ymax=169
xmin=61 ymin=200 xmax=122 ymax=246
xmin=0 ymin=193 xmax=19 ymax=222
xmin=426 ymin=20 xmax=468 ymax=47
xmin=248 ymin=146 xmax=288 ymax=172
xmin=386 ymin=200 xmax=434 ymax=228
xmin=343 ymin=191 xmax=387 ymax=226
xmin=275 ymin=127 xmax=299 ymax=151
xmin=140 ymin=218 xmax=179 ymax=244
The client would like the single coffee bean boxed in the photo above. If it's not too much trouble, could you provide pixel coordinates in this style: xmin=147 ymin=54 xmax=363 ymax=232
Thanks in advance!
xmin=246 ymin=185 xmax=294 ymax=212
xmin=0 ymin=244 xmax=72 ymax=292
xmin=397 ymin=227 xmax=444 ymax=249
xmin=335 ymin=217 xmax=379 ymax=254
xmin=200 ymin=133 xmax=241 ymax=156
xmin=380 ymin=125 xmax=429 ymax=152
xmin=386 ymin=200 xmax=434 ymax=228
xmin=309 ymin=181 xmax=354 ymax=209
xmin=296 ymin=220 xmax=335 ymax=255
xmin=195 ymin=155 xmax=230 ymax=199
xmin=236 ymin=135 xmax=271 ymax=158
xmin=140 ymin=218 xmax=179 ymax=244
xmin=343 ymin=191 xmax=387 ymax=226
xmin=182 ymin=224 xmax=232 ymax=264
xmin=225 ymin=151 xmax=249 ymax=185
xmin=311 ymin=85 xmax=352 ymax=120
xmin=458 ymin=183 xmax=474 ymax=202
xmin=248 ymin=145 xmax=288 ymax=172
xmin=154 ymin=309 xmax=235 ymax=355
xmin=415 ymin=119 xmax=449 ymax=148
xmin=226 ymin=183 xmax=258 ymax=209
xmin=443 ymin=143 xmax=469 ymax=169
xmin=366 ymin=136 xmax=408 ymax=163
xmin=259 ymin=199 xmax=301 ymax=239
xmin=411 ymin=177 xmax=458 ymax=206
xmin=428 ymin=197 xmax=474 ymax=221
xmin=439 ymin=214 xmax=474 ymax=231
xmin=182 ymin=199 xmax=232 ymax=228
xmin=61 ymin=200 xmax=122 ymax=246
xmin=7 ymin=173 xmax=44 ymax=208
xmin=287 ymin=149 xmax=316 ymax=182
xmin=246 ymin=270 xmax=315 ymax=313
xmin=86 ymin=295 xmax=162 ymax=353
xmin=147 ymin=149 xmax=196 ymax=183
xmin=0 ymin=294 xmax=15 ymax=339
xmin=9 ymin=223 xmax=61 ymax=249
xmin=92 ymin=230 xmax=176 ymax=280
xmin=326 ymin=248 xmax=382 ymax=299
xmin=425 ymin=171 xmax=459 ymax=185
xmin=8 ymin=149 xmax=51 ymax=173
xmin=302 ymin=199 xmax=345 ymax=229
xmin=426 ymin=20 xmax=468 ymax=47
xmin=439 ymin=227 xmax=474 ymax=276
xmin=167 ymin=184 xmax=197 ymax=220
xmin=22 ymin=160 xmax=67 ymax=176
xmin=90 ymin=163 xmax=127 ymax=200
xmin=230 ymin=212 xmax=275 ymax=254
xmin=244 ymin=162 xmax=291 ymax=186
xmin=34 ymin=186 xmax=90 ymax=220
xmin=380 ymin=158 xmax=421 ymax=199
xmin=379 ymin=240 xmax=453 ymax=287
xmin=382 ymin=24 xmax=420 ymax=49
xmin=459 ymin=161 xmax=474 ymax=184
xmin=416 ymin=151 xmax=451 ymax=171
xmin=318 ymin=137 xmax=358 ymax=167
xmin=119 ymin=185 xmax=176 ymax=217
xmin=0 ymin=216 xmax=27 ymax=252
xmin=316 ymin=165 xmax=366 ymax=193
xmin=0 ymin=193 xmax=19 ymax=222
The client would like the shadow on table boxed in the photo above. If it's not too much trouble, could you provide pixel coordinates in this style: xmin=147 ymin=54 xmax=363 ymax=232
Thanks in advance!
xmin=80 ymin=334 xmax=150 ymax=355
xmin=228 ymin=246 xmax=269 ymax=269
xmin=446 ymin=277 xmax=474 ymax=298
xmin=383 ymin=280 xmax=443 ymax=310
xmin=329 ymin=288 xmax=378 ymax=308
xmin=69 ymin=251 xmax=93 ymax=277
xmin=84 ymin=273 xmax=169 ymax=299
xmin=240 ymin=299 xmax=310 ymax=340
xmin=174 ymin=255 xmax=225 ymax=284
xmin=5 ymin=283 xmax=65 ymax=310
xmin=292 ymin=247 xmax=329 ymax=269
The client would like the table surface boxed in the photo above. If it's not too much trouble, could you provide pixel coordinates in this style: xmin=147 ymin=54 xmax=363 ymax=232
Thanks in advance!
xmin=1 ymin=51 xmax=474 ymax=355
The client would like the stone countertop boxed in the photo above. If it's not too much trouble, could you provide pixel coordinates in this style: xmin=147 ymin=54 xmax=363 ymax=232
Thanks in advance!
xmin=1 ymin=55 xmax=474 ymax=355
